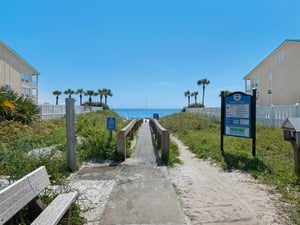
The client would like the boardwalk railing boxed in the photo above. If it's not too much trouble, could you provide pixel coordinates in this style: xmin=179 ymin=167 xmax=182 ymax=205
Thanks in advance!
xmin=149 ymin=118 xmax=170 ymax=161
xmin=117 ymin=119 xmax=143 ymax=160
xmin=186 ymin=105 xmax=300 ymax=128
xmin=39 ymin=104 xmax=100 ymax=120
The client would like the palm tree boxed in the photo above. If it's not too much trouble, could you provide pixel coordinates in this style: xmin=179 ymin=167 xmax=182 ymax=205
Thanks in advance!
xmin=98 ymin=89 xmax=105 ymax=104
xmin=85 ymin=90 xmax=95 ymax=105
xmin=76 ymin=88 xmax=84 ymax=105
xmin=64 ymin=88 xmax=75 ymax=98
xmin=52 ymin=90 xmax=62 ymax=105
xmin=219 ymin=90 xmax=232 ymax=98
xmin=197 ymin=78 xmax=210 ymax=106
xmin=191 ymin=91 xmax=198 ymax=104
xmin=103 ymin=89 xmax=113 ymax=105
xmin=0 ymin=87 xmax=16 ymax=120
xmin=184 ymin=90 xmax=191 ymax=107
xmin=93 ymin=92 xmax=99 ymax=102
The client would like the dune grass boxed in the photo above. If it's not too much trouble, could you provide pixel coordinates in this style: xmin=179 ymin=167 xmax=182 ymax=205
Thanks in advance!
xmin=0 ymin=110 xmax=129 ymax=225
xmin=160 ymin=112 xmax=300 ymax=224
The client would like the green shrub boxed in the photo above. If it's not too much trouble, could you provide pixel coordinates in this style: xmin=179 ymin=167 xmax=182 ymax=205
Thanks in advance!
xmin=0 ymin=109 xmax=131 ymax=224
xmin=166 ymin=140 xmax=182 ymax=167
xmin=0 ymin=87 xmax=39 ymax=124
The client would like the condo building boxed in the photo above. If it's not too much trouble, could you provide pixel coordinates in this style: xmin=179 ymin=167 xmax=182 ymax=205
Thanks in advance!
xmin=0 ymin=41 xmax=40 ymax=103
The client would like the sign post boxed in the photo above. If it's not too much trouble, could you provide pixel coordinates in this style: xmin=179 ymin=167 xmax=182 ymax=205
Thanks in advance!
xmin=221 ymin=90 xmax=256 ymax=156
xmin=107 ymin=117 xmax=116 ymax=141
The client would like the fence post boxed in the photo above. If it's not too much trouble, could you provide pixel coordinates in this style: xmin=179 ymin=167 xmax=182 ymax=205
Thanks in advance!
xmin=117 ymin=130 xmax=126 ymax=160
xmin=66 ymin=98 xmax=77 ymax=171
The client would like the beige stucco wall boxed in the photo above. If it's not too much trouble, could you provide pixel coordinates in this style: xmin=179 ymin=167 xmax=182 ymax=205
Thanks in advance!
xmin=245 ymin=41 xmax=300 ymax=106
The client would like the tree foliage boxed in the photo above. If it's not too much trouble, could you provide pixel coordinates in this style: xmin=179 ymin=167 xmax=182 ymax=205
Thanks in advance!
xmin=0 ymin=87 xmax=39 ymax=124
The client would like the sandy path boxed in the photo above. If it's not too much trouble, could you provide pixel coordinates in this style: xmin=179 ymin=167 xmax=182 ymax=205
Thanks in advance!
xmin=169 ymin=135 xmax=292 ymax=225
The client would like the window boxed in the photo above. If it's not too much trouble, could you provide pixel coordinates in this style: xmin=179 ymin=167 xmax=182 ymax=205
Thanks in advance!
xmin=32 ymin=75 xmax=37 ymax=87
xmin=21 ymin=73 xmax=32 ymax=83
xmin=32 ymin=89 xmax=37 ymax=99
xmin=268 ymin=89 xmax=272 ymax=95
xmin=5 ymin=84 xmax=11 ymax=91
xmin=21 ymin=87 xmax=31 ymax=98
xmin=251 ymin=78 xmax=259 ymax=88
xmin=277 ymin=52 xmax=284 ymax=62
xmin=267 ymin=73 xmax=272 ymax=81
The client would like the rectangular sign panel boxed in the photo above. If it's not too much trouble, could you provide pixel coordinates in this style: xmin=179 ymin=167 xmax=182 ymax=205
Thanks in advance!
xmin=106 ymin=117 xmax=116 ymax=131
xmin=224 ymin=92 xmax=251 ymax=138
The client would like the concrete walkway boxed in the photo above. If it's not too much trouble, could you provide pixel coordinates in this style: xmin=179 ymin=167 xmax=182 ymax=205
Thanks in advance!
xmin=70 ymin=121 xmax=187 ymax=225
xmin=101 ymin=121 xmax=186 ymax=224
xmin=132 ymin=120 xmax=157 ymax=164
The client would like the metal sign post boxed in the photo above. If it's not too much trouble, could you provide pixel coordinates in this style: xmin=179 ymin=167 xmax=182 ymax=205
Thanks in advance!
xmin=221 ymin=89 xmax=256 ymax=156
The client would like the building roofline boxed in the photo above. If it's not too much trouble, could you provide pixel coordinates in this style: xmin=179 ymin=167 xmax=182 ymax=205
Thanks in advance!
xmin=243 ymin=39 xmax=300 ymax=80
xmin=0 ymin=40 xmax=40 ymax=76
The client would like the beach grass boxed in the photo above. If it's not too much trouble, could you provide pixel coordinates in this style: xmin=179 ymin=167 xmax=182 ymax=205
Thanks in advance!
xmin=0 ymin=110 xmax=130 ymax=224
xmin=160 ymin=112 xmax=300 ymax=224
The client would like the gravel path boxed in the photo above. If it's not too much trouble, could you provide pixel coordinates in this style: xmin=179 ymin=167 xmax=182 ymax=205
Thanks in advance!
xmin=169 ymin=135 xmax=292 ymax=225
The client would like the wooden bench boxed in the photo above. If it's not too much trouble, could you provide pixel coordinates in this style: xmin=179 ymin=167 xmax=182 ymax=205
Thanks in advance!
xmin=0 ymin=166 xmax=78 ymax=225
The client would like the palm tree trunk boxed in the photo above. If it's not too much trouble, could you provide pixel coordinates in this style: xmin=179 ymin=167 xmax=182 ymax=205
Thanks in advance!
xmin=56 ymin=96 xmax=59 ymax=105
xmin=202 ymin=86 xmax=205 ymax=106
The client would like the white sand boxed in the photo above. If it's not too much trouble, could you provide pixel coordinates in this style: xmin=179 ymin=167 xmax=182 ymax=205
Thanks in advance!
xmin=168 ymin=135 xmax=292 ymax=225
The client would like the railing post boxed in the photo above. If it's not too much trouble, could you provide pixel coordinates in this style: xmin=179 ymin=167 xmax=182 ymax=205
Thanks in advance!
xmin=117 ymin=130 xmax=126 ymax=161
xmin=161 ymin=130 xmax=170 ymax=161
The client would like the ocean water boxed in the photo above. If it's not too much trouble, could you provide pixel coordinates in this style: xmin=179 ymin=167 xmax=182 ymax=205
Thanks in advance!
xmin=113 ymin=108 xmax=181 ymax=119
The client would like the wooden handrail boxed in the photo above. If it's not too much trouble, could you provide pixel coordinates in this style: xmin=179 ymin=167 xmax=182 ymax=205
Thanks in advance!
xmin=117 ymin=119 xmax=143 ymax=160
xmin=149 ymin=119 xmax=170 ymax=161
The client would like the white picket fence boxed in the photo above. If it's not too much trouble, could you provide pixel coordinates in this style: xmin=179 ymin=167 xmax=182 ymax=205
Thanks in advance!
xmin=186 ymin=105 xmax=300 ymax=128
xmin=39 ymin=104 xmax=100 ymax=120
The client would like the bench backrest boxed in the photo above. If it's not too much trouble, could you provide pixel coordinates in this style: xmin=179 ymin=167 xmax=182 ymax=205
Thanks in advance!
xmin=0 ymin=166 xmax=50 ymax=224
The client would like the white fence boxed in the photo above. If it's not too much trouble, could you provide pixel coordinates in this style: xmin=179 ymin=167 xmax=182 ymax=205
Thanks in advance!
xmin=39 ymin=104 xmax=101 ymax=120
xmin=186 ymin=105 xmax=300 ymax=128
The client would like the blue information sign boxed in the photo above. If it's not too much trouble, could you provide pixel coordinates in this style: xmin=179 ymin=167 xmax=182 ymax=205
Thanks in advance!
xmin=224 ymin=92 xmax=251 ymax=138
xmin=106 ymin=117 xmax=116 ymax=131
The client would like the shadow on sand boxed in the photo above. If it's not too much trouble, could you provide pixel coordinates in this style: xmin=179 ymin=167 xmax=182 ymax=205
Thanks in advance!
xmin=222 ymin=152 xmax=270 ymax=177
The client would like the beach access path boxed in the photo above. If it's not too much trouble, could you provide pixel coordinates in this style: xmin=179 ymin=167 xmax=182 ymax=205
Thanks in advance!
xmin=69 ymin=121 xmax=291 ymax=225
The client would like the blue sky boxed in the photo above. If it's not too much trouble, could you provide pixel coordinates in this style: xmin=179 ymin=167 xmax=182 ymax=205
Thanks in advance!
xmin=1 ymin=0 xmax=300 ymax=108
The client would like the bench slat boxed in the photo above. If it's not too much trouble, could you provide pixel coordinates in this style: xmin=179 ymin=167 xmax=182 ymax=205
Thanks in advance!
xmin=31 ymin=192 xmax=78 ymax=225
xmin=0 ymin=166 xmax=50 ymax=224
